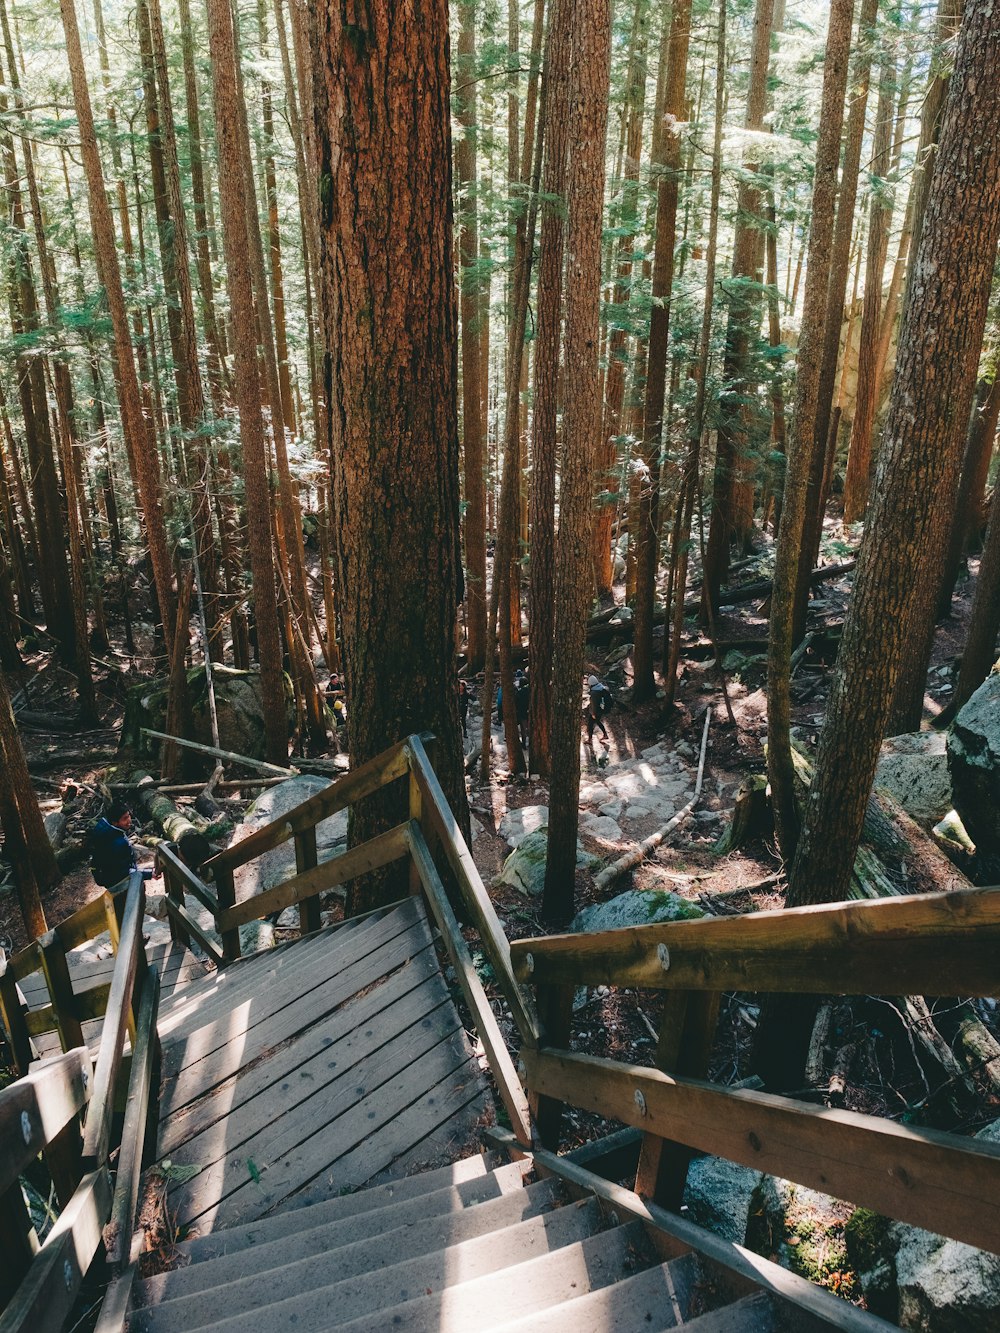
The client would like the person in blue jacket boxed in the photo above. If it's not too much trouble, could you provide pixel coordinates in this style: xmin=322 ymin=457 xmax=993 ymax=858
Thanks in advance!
xmin=88 ymin=799 xmax=141 ymax=890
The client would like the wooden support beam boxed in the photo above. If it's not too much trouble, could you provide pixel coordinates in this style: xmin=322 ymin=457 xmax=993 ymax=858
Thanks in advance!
xmin=0 ymin=1047 xmax=91 ymax=1198
xmin=0 ymin=951 xmax=32 ymax=1075
xmin=39 ymin=930 xmax=84 ymax=1052
xmin=522 ymin=1047 xmax=1000 ymax=1254
xmin=294 ymin=826 xmax=321 ymax=936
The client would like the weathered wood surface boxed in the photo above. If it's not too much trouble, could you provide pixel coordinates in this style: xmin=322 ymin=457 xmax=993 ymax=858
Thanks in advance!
xmin=512 ymin=884 xmax=1000 ymax=995
xmin=0 ymin=1048 xmax=91 ymax=1197
xmin=149 ymin=897 xmax=489 ymax=1235
xmin=522 ymin=1047 xmax=1000 ymax=1253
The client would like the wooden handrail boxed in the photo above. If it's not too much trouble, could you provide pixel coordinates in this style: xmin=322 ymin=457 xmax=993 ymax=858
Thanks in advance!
xmin=406 ymin=821 xmax=532 ymax=1146
xmin=510 ymin=883 xmax=1000 ymax=996
xmin=217 ymin=822 xmax=410 ymax=932
xmin=406 ymin=735 xmax=541 ymax=1046
xmin=81 ymin=871 xmax=145 ymax=1169
xmin=522 ymin=1045 xmax=1000 ymax=1255
xmin=203 ymin=735 xmax=423 ymax=875
xmin=0 ymin=1048 xmax=91 ymax=1199
xmin=157 ymin=842 xmax=220 ymax=915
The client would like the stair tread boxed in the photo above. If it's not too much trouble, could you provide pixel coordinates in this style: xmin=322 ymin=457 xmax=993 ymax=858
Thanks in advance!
xmin=168 ymin=1154 xmax=521 ymax=1263
xmin=132 ymin=1199 xmax=626 ymax=1333
xmin=488 ymin=1250 xmax=707 ymax=1332
xmin=677 ymin=1293 xmax=777 ymax=1330
xmin=135 ymin=1176 xmax=564 ymax=1314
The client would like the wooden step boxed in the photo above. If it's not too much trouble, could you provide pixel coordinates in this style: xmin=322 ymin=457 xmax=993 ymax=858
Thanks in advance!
xmin=323 ymin=1218 xmax=650 ymax=1333
xmin=157 ymin=904 xmax=414 ymax=1045
xmin=161 ymin=1156 xmax=526 ymax=1264
xmin=679 ymin=1293 xmax=777 ymax=1330
xmin=134 ymin=1200 xmax=625 ymax=1333
xmin=134 ymin=1176 xmax=565 ymax=1317
xmin=488 ymin=1251 xmax=720 ymax=1331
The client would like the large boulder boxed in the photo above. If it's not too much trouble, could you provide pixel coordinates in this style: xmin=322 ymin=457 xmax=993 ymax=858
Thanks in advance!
xmin=570 ymin=889 xmax=705 ymax=934
xmin=681 ymin=1156 xmax=763 ymax=1245
xmin=948 ymin=673 xmax=1000 ymax=857
xmin=498 ymin=804 xmax=548 ymax=848
xmin=231 ymin=775 xmax=348 ymax=899
xmin=495 ymin=827 xmax=599 ymax=897
xmin=876 ymin=731 xmax=952 ymax=828
xmin=746 ymin=1177 xmax=854 ymax=1293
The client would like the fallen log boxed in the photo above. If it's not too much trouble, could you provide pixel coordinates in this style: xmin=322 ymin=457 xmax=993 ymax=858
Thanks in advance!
xmin=139 ymin=728 xmax=295 ymax=778
xmin=132 ymin=773 xmax=211 ymax=868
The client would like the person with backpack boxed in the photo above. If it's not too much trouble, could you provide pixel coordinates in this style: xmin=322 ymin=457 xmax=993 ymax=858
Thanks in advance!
xmin=585 ymin=674 xmax=612 ymax=745
xmin=88 ymin=799 xmax=152 ymax=890
xmin=514 ymin=669 xmax=530 ymax=749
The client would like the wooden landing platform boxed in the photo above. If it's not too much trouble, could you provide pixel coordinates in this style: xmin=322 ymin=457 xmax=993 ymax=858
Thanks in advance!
xmin=150 ymin=896 xmax=493 ymax=1240
xmin=18 ymin=936 xmax=208 ymax=1061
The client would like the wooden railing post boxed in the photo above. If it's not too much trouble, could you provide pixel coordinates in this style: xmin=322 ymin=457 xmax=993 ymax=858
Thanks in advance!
xmin=164 ymin=862 xmax=189 ymax=950
xmin=0 ymin=948 xmax=32 ymax=1075
xmin=530 ymin=983 xmax=574 ymax=1151
xmin=0 ymin=1180 xmax=37 ymax=1307
xmin=39 ymin=930 xmax=85 ymax=1053
xmin=635 ymin=990 xmax=720 ymax=1208
xmin=294 ymin=827 xmax=321 ymax=935
xmin=214 ymin=864 xmax=241 ymax=961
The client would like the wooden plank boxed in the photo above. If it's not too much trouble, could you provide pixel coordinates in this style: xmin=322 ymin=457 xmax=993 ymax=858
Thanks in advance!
xmin=0 ymin=1047 xmax=92 ymax=1197
xmin=168 ymin=991 xmax=462 ymax=1227
xmin=0 ymin=951 xmax=33 ymax=1075
xmin=213 ymin=863 xmax=239 ymax=960
xmin=81 ymin=873 xmax=145 ymax=1169
xmin=157 ymin=940 xmax=441 ymax=1157
xmin=8 ymin=941 xmax=43 ymax=984
xmin=207 ymin=1036 xmax=484 ymax=1230
xmin=0 ymin=1168 xmax=112 ymax=1333
xmin=39 ymin=930 xmax=85 ymax=1052
xmin=94 ymin=1268 xmax=137 ymax=1333
xmin=294 ymin=826 xmax=322 ymax=936
xmin=160 ymin=900 xmax=424 ymax=1078
xmin=160 ymin=945 xmax=443 ymax=1163
xmin=55 ymin=893 xmax=114 ymax=953
xmin=523 ymin=1047 xmax=1000 ymax=1254
xmin=203 ymin=737 xmax=420 ymax=873
xmin=164 ymin=896 xmax=224 ymax=967
xmin=24 ymin=983 xmax=111 ymax=1037
xmin=156 ymin=843 xmax=220 ymax=916
xmin=158 ymin=907 xmax=431 ymax=1117
xmin=407 ymin=821 xmax=531 ymax=1145
xmin=106 ymin=967 xmax=160 ymax=1273
xmin=217 ymin=823 xmax=410 ymax=932
xmin=511 ymin=884 xmax=1000 ymax=996
xmin=407 ymin=734 xmax=541 ymax=1045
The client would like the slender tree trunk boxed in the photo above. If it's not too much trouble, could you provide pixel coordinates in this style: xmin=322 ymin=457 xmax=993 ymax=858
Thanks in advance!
xmin=937 ymin=368 xmax=1000 ymax=617
xmin=632 ymin=0 xmax=692 ymax=702
xmin=954 ymin=484 xmax=1000 ymax=711
xmin=62 ymin=0 xmax=176 ymax=646
xmin=205 ymin=0 xmax=286 ymax=764
xmin=528 ymin=0 xmax=572 ymax=775
xmin=0 ymin=668 xmax=58 ymax=937
xmin=702 ymin=0 xmax=774 ymax=609
xmin=543 ymin=0 xmax=611 ymax=927
xmin=312 ymin=0 xmax=468 ymax=911
xmin=766 ymin=0 xmax=854 ymax=861
xmin=456 ymin=0 xmax=488 ymax=673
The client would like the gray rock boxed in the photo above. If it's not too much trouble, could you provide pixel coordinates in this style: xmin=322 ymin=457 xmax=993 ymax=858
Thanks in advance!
xmin=948 ymin=673 xmax=1000 ymax=855
xmin=889 ymin=1118 xmax=1000 ymax=1331
xmin=746 ymin=1177 xmax=851 ymax=1289
xmin=232 ymin=776 xmax=348 ymax=899
xmin=605 ymin=642 xmax=633 ymax=668
xmin=578 ymin=812 xmax=623 ymax=843
xmin=876 ymin=730 xmax=952 ymax=828
xmin=610 ymin=604 xmax=633 ymax=625
xmin=570 ymin=889 xmax=705 ymax=934
xmin=681 ymin=1156 xmax=764 ymax=1246
xmin=43 ymin=809 xmax=68 ymax=850
xmin=496 ymin=828 xmax=599 ymax=897
xmin=498 ymin=804 xmax=548 ymax=848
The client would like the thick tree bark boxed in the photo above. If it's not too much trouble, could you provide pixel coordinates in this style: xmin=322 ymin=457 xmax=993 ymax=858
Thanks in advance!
xmin=205 ymin=0 xmax=287 ymax=765
xmin=543 ymin=0 xmax=611 ymax=927
xmin=787 ymin=0 xmax=1000 ymax=908
xmin=0 ymin=668 xmax=58 ymax=937
xmin=528 ymin=0 xmax=572 ymax=775
xmin=312 ymin=0 xmax=468 ymax=913
xmin=766 ymin=0 xmax=854 ymax=861
xmin=632 ymin=0 xmax=691 ymax=702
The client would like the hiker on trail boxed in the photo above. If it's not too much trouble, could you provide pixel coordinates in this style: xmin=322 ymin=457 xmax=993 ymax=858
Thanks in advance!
xmin=585 ymin=674 xmax=612 ymax=745
xmin=326 ymin=673 xmax=348 ymax=729
xmin=457 ymin=678 xmax=470 ymax=738
xmin=514 ymin=669 xmax=529 ymax=749
xmin=88 ymin=799 xmax=153 ymax=890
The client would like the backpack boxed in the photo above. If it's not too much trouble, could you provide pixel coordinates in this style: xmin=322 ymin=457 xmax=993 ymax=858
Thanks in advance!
xmin=592 ymin=683 xmax=611 ymax=715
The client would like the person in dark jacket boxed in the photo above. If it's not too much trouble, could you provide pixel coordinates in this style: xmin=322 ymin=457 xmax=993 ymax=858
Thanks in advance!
xmin=88 ymin=799 xmax=140 ymax=890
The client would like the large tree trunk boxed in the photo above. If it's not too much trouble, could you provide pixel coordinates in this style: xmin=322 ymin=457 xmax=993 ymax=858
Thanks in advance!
xmin=0 ymin=669 xmax=58 ymax=938
xmin=312 ymin=0 xmax=468 ymax=914
xmin=786 ymin=0 xmax=1000 ymax=910
xmin=542 ymin=0 xmax=611 ymax=927
xmin=766 ymin=0 xmax=854 ymax=860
